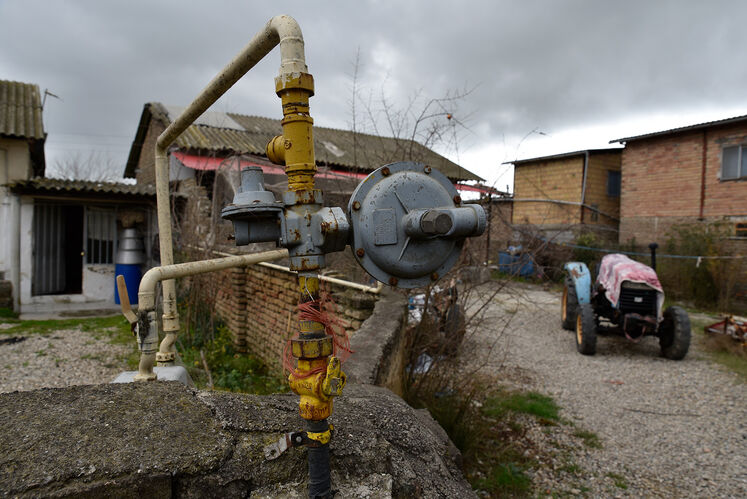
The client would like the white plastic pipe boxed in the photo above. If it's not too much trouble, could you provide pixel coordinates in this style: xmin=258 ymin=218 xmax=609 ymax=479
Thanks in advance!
xmin=150 ymin=14 xmax=307 ymax=343
xmin=139 ymin=249 xmax=289 ymax=364
xmin=138 ymin=248 xmax=289 ymax=310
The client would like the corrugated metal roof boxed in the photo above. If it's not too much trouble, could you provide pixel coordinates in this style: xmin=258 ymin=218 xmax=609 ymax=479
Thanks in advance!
xmin=133 ymin=103 xmax=482 ymax=181
xmin=8 ymin=178 xmax=157 ymax=198
xmin=610 ymin=114 xmax=747 ymax=143
xmin=0 ymin=80 xmax=45 ymax=140
xmin=504 ymin=148 xmax=622 ymax=166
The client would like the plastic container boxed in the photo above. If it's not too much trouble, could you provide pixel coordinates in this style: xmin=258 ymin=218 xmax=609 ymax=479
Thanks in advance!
xmin=115 ymin=228 xmax=146 ymax=305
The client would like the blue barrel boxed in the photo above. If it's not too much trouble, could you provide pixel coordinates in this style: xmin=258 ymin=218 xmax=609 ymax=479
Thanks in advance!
xmin=498 ymin=252 xmax=514 ymax=273
xmin=115 ymin=228 xmax=146 ymax=305
xmin=115 ymin=264 xmax=141 ymax=305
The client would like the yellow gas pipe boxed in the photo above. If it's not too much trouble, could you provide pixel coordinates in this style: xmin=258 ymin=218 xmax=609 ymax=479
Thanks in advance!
xmin=268 ymin=71 xmax=346 ymax=430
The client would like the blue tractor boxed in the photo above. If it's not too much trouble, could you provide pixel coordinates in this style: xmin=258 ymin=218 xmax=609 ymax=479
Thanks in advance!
xmin=561 ymin=254 xmax=690 ymax=359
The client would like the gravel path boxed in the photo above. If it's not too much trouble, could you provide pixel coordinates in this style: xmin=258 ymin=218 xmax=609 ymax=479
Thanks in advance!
xmin=464 ymin=281 xmax=746 ymax=498
xmin=0 ymin=322 xmax=131 ymax=393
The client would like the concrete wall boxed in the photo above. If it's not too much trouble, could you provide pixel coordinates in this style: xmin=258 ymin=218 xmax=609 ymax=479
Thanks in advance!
xmin=0 ymin=138 xmax=32 ymax=310
xmin=620 ymin=122 xmax=747 ymax=244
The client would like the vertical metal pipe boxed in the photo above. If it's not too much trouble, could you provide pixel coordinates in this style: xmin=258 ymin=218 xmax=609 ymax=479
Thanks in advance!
xmin=649 ymin=242 xmax=658 ymax=271
xmin=152 ymin=15 xmax=310 ymax=360
xmin=580 ymin=151 xmax=589 ymax=224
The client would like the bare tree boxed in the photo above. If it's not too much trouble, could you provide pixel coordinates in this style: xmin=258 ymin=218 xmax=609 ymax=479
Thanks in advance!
xmin=48 ymin=151 xmax=124 ymax=182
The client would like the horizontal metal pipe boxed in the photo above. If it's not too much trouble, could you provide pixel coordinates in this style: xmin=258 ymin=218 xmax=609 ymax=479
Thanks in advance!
xmin=197 ymin=246 xmax=383 ymax=294
xmin=138 ymin=249 xmax=289 ymax=311
xmin=258 ymin=261 xmax=383 ymax=294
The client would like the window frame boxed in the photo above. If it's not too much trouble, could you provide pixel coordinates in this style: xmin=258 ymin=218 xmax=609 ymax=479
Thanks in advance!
xmin=84 ymin=206 xmax=117 ymax=265
xmin=721 ymin=144 xmax=747 ymax=181
xmin=606 ymin=170 xmax=621 ymax=198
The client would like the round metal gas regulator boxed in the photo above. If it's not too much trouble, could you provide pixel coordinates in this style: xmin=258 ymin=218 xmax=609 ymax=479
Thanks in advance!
xmin=348 ymin=162 xmax=486 ymax=288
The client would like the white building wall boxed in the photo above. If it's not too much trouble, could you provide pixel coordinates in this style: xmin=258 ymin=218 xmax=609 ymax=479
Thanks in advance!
xmin=0 ymin=140 xmax=31 ymax=311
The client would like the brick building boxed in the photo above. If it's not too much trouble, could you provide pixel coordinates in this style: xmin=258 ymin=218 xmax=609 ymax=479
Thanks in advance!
xmin=612 ymin=115 xmax=747 ymax=245
xmin=507 ymin=148 xmax=623 ymax=243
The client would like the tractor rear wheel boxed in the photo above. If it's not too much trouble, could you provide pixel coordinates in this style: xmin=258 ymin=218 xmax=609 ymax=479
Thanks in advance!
xmin=575 ymin=303 xmax=597 ymax=355
xmin=659 ymin=306 xmax=691 ymax=360
xmin=561 ymin=277 xmax=578 ymax=330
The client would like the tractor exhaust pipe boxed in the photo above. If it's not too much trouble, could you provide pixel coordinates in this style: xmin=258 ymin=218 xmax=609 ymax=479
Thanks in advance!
xmin=648 ymin=242 xmax=659 ymax=271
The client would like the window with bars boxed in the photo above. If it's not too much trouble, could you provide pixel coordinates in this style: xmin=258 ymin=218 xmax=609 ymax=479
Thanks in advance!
xmin=86 ymin=208 xmax=117 ymax=264
xmin=721 ymin=145 xmax=747 ymax=180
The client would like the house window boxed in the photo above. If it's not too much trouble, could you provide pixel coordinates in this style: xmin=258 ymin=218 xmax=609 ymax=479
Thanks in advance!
xmin=607 ymin=170 xmax=621 ymax=197
xmin=721 ymin=145 xmax=747 ymax=180
xmin=736 ymin=223 xmax=747 ymax=239
xmin=86 ymin=207 xmax=116 ymax=264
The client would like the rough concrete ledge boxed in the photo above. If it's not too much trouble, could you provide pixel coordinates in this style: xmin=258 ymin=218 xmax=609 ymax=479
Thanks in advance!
xmin=345 ymin=287 xmax=408 ymax=394
xmin=0 ymin=382 xmax=474 ymax=498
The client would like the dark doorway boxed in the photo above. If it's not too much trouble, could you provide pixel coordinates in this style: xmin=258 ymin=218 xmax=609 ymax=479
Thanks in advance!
xmin=32 ymin=204 xmax=83 ymax=295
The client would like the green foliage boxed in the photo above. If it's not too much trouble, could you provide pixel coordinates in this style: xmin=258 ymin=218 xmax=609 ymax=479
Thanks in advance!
xmin=660 ymin=221 xmax=741 ymax=312
xmin=573 ymin=429 xmax=602 ymax=449
xmin=483 ymin=389 xmax=560 ymax=421
xmin=177 ymin=322 xmax=288 ymax=395
xmin=572 ymin=232 xmax=602 ymax=270
xmin=606 ymin=472 xmax=628 ymax=489
xmin=420 ymin=391 xmax=481 ymax=456
xmin=474 ymin=463 xmax=531 ymax=497
xmin=690 ymin=315 xmax=747 ymax=383
xmin=0 ymin=307 xmax=18 ymax=319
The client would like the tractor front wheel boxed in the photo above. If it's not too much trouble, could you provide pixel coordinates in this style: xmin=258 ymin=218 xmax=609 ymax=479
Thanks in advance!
xmin=561 ymin=277 xmax=578 ymax=330
xmin=575 ymin=303 xmax=597 ymax=355
xmin=659 ymin=306 xmax=691 ymax=360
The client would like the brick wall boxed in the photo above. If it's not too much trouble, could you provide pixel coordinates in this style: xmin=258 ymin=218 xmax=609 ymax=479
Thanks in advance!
xmin=134 ymin=121 xmax=164 ymax=185
xmin=203 ymin=263 xmax=377 ymax=375
xmin=513 ymin=156 xmax=584 ymax=225
xmin=582 ymin=152 xmax=621 ymax=228
xmin=619 ymin=122 xmax=747 ymax=244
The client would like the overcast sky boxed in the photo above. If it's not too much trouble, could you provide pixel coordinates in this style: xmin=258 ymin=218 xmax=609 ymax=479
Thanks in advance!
xmin=2 ymin=0 xmax=746 ymax=191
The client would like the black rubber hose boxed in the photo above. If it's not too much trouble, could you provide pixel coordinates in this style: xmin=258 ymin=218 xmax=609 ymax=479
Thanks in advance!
xmin=307 ymin=419 xmax=331 ymax=498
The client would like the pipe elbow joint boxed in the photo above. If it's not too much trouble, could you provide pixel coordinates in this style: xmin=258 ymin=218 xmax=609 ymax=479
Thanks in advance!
xmin=266 ymin=135 xmax=286 ymax=165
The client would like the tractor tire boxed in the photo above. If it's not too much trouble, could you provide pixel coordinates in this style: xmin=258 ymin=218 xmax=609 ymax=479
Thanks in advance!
xmin=561 ymin=277 xmax=578 ymax=330
xmin=659 ymin=306 xmax=691 ymax=360
xmin=575 ymin=303 xmax=597 ymax=355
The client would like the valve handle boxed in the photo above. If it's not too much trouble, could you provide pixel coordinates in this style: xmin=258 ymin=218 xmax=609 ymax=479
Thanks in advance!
xmin=116 ymin=275 xmax=138 ymax=329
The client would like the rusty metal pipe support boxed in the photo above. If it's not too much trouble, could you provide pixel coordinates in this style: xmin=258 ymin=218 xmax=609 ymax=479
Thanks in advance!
xmin=150 ymin=13 xmax=308 ymax=348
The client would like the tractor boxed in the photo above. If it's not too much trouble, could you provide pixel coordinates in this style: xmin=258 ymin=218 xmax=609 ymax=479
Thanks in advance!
xmin=561 ymin=253 xmax=690 ymax=359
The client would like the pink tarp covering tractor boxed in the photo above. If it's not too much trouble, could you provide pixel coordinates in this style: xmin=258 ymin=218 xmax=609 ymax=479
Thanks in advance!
xmin=561 ymin=254 xmax=691 ymax=359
